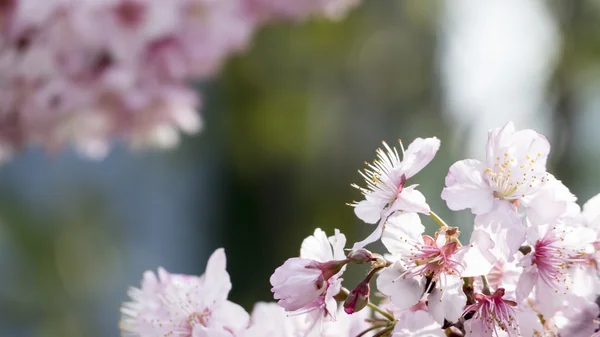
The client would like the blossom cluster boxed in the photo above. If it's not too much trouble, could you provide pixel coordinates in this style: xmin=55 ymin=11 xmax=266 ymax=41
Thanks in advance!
xmin=120 ymin=121 xmax=600 ymax=337
xmin=0 ymin=0 xmax=360 ymax=161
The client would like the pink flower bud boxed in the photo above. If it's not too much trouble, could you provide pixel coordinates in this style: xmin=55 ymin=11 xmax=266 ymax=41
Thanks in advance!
xmin=343 ymin=280 xmax=370 ymax=314
xmin=347 ymin=248 xmax=375 ymax=264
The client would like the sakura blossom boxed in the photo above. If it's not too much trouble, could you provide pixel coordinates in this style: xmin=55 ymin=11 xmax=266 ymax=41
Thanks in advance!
xmin=516 ymin=224 xmax=593 ymax=316
xmin=441 ymin=121 xmax=550 ymax=215
xmin=270 ymin=228 xmax=348 ymax=322
xmin=351 ymin=137 xmax=440 ymax=248
xmin=119 ymin=120 xmax=600 ymax=337
xmin=0 ymin=0 xmax=364 ymax=162
xmin=463 ymin=288 xmax=521 ymax=337
xmin=119 ymin=248 xmax=249 ymax=337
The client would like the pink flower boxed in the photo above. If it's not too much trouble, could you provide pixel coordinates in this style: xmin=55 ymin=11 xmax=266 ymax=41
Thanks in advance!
xmin=441 ymin=121 xmax=550 ymax=214
xmin=392 ymin=310 xmax=444 ymax=337
xmin=463 ymin=288 xmax=520 ymax=337
xmin=570 ymin=193 xmax=600 ymax=301
xmin=351 ymin=138 xmax=440 ymax=248
xmin=0 ymin=0 xmax=257 ymax=161
xmin=119 ymin=248 xmax=249 ymax=337
xmin=516 ymin=224 xmax=591 ymax=317
xmin=377 ymin=213 xmax=467 ymax=324
xmin=270 ymin=228 xmax=347 ymax=321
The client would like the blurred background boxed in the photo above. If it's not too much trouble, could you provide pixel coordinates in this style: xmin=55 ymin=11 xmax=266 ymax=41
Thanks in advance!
xmin=2 ymin=1 xmax=600 ymax=336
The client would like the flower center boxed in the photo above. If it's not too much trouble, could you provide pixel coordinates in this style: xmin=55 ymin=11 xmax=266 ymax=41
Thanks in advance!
xmin=464 ymin=289 xmax=519 ymax=336
xmin=484 ymin=152 xmax=546 ymax=199
xmin=188 ymin=309 xmax=211 ymax=329
xmin=532 ymin=229 xmax=584 ymax=293
xmin=402 ymin=239 xmax=462 ymax=281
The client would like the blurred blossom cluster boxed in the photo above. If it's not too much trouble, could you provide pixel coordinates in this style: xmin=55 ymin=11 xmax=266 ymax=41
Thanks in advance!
xmin=0 ymin=0 xmax=359 ymax=161
xmin=121 ymin=121 xmax=600 ymax=336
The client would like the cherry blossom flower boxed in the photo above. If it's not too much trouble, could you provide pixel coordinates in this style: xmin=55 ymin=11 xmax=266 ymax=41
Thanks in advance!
xmin=351 ymin=138 xmax=440 ymax=248
xmin=242 ymin=302 xmax=373 ymax=337
xmin=441 ymin=121 xmax=550 ymax=215
xmin=270 ymin=228 xmax=347 ymax=322
xmin=376 ymin=212 xmax=468 ymax=324
xmin=516 ymin=224 xmax=593 ymax=317
xmin=570 ymin=193 xmax=600 ymax=301
xmin=463 ymin=288 xmax=521 ymax=337
xmin=119 ymin=248 xmax=249 ymax=337
xmin=0 ymin=0 xmax=260 ymax=160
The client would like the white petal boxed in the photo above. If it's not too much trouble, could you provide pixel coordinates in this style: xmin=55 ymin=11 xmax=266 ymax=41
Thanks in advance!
xmin=516 ymin=266 xmax=537 ymax=303
xmin=533 ymin=279 xmax=564 ymax=317
xmin=382 ymin=212 xmax=425 ymax=256
xmin=394 ymin=310 xmax=444 ymax=337
xmin=203 ymin=248 xmax=231 ymax=304
xmin=354 ymin=197 xmax=387 ymax=224
xmin=582 ymin=193 xmax=600 ymax=229
xmin=328 ymin=229 xmax=347 ymax=261
xmin=441 ymin=159 xmax=493 ymax=215
xmin=474 ymin=200 xmax=525 ymax=262
xmin=514 ymin=309 xmax=543 ymax=337
xmin=427 ymin=276 xmax=465 ymax=324
xmin=399 ymin=137 xmax=441 ymax=179
xmin=459 ymin=229 xmax=496 ymax=277
xmin=392 ymin=185 xmax=431 ymax=214
xmin=522 ymin=174 xmax=578 ymax=227
xmin=301 ymin=228 xmax=333 ymax=262
xmin=376 ymin=262 xmax=424 ymax=310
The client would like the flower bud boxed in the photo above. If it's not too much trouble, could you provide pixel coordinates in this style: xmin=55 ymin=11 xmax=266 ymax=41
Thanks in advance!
xmin=311 ymin=260 xmax=349 ymax=280
xmin=343 ymin=280 xmax=370 ymax=314
xmin=347 ymin=248 xmax=374 ymax=264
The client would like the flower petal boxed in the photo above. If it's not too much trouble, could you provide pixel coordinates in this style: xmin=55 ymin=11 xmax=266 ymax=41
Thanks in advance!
xmin=459 ymin=229 xmax=496 ymax=277
xmin=376 ymin=262 xmax=424 ymax=310
xmin=516 ymin=265 xmax=537 ymax=303
xmin=392 ymin=185 xmax=431 ymax=214
xmin=381 ymin=212 xmax=425 ymax=257
xmin=399 ymin=137 xmax=441 ymax=179
xmin=354 ymin=196 xmax=387 ymax=224
xmin=441 ymin=159 xmax=493 ymax=215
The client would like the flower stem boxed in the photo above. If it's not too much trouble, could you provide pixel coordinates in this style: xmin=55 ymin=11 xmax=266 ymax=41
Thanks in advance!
xmin=429 ymin=211 xmax=449 ymax=228
xmin=480 ymin=275 xmax=492 ymax=295
xmin=366 ymin=302 xmax=395 ymax=321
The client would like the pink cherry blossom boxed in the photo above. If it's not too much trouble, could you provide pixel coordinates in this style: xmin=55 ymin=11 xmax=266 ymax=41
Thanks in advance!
xmin=377 ymin=213 xmax=467 ymax=324
xmin=351 ymin=138 xmax=440 ymax=249
xmin=441 ymin=121 xmax=550 ymax=215
xmin=463 ymin=288 xmax=520 ymax=337
xmin=0 ymin=0 xmax=254 ymax=160
xmin=516 ymin=224 xmax=592 ymax=317
xmin=570 ymin=193 xmax=600 ymax=301
xmin=270 ymin=228 xmax=347 ymax=322
xmin=119 ymin=248 xmax=249 ymax=337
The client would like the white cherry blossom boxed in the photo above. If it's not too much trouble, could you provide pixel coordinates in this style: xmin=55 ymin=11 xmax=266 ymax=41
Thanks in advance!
xmin=442 ymin=121 xmax=550 ymax=215
xmin=351 ymin=137 xmax=440 ymax=249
